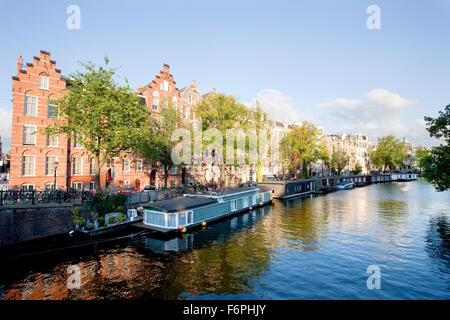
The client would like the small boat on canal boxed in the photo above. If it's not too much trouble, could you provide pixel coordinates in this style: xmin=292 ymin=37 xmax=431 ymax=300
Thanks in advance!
xmin=134 ymin=187 xmax=273 ymax=234
xmin=337 ymin=181 xmax=354 ymax=190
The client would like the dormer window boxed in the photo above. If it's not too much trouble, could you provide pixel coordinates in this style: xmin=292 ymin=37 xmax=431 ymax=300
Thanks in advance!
xmin=39 ymin=76 xmax=49 ymax=90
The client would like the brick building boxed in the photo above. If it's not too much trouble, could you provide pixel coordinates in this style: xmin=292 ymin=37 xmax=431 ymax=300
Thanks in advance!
xmin=9 ymin=51 xmax=222 ymax=191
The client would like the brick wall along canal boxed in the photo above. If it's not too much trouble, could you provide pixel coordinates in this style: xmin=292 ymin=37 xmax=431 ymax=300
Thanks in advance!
xmin=0 ymin=180 xmax=449 ymax=299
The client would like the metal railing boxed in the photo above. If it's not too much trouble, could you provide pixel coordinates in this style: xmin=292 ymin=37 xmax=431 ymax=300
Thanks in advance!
xmin=0 ymin=189 xmax=93 ymax=206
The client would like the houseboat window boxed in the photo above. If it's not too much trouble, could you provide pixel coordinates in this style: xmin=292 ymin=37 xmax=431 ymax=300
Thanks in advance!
xmin=231 ymin=200 xmax=237 ymax=212
xmin=243 ymin=197 xmax=249 ymax=208
xmin=187 ymin=211 xmax=193 ymax=224
xmin=167 ymin=213 xmax=177 ymax=228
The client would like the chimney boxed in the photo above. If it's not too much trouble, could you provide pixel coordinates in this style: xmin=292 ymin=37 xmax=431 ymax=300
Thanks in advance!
xmin=212 ymin=88 xmax=216 ymax=94
xmin=17 ymin=56 xmax=23 ymax=73
xmin=191 ymin=80 xmax=196 ymax=86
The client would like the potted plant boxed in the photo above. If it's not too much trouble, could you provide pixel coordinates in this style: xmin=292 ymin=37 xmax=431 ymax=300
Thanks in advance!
xmin=97 ymin=216 xmax=105 ymax=227
xmin=117 ymin=214 xmax=124 ymax=223
xmin=85 ymin=223 xmax=94 ymax=231
xmin=107 ymin=216 xmax=116 ymax=226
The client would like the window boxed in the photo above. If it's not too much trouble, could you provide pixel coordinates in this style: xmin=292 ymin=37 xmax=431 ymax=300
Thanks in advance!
xmin=243 ymin=197 xmax=249 ymax=208
xmin=162 ymin=99 xmax=168 ymax=109
xmin=188 ymin=93 xmax=192 ymax=103
xmin=72 ymin=182 xmax=83 ymax=191
xmin=231 ymin=200 xmax=237 ymax=212
xmin=160 ymin=83 xmax=163 ymax=90
xmin=45 ymin=183 xmax=56 ymax=191
xmin=170 ymin=180 xmax=176 ymax=188
xmin=23 ymin=125 xmax=36 ymax=145
xmin=39 ymin=76 xmax=49 ymax=90
xmin=136 ymin=159 xmax=143 ymax=172
xmin=152 ymin=98 xmax=159 ymax=110
xmin=45 ymin=155 xmax=58 ymax=176
xmin=24 ymin=95 xmax=38 ymax=117
xmin=123 ymin=159 xmax=131 ymax=172
xmin=89 ymin=181 xmax=96 ymax=190
xmin=163 ymin=80 xmax=169 ymax=92
xmin=47 ymin=101 xmax=58 ymax=119
xmin=22 ymin=155 xmax=35 ymax=176
xmin=89 ymin=157 xmax=97 ymax=175
xmin=72 ymin=157 xmax=82 ymax=175
xmin=121 ymin=180 xmax=130 ymax=185
xmin=172 ymin=96 xmax=177 ymax=103
xmin=171 ymin=167 xmax=177 ymax=174
xmin=73 ymin=135 xmax=82 ymax=148
xmin=21 ymin=184 xmax=34 ymax=192
xmin=183 ymin=106 xmax=187 ymax=119
xmin=46 ymin=133 xmax=58 ymax=147
xmin=190 ymin=110 xmax=194 ymax=121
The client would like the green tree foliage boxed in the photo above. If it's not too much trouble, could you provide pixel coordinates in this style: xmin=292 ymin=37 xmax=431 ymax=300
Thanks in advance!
xmin=251 ymin=101 xmax=268 ymax=182
xmin=422 ymin=105 xmax=450 ymax=191
xmin=45 ymin=57 xmax=153 ymax=191
xmin=413 ymin=146 xmax=430 ymax=173
xmin=330 ymin=147 xmax=349 ymax=176
xmin=194 ymin=93 xmax=252 ymax=186
xmin=136 ymin=97 xmax=186 ymax=189
xmin=280 ymin=121 xmax=328 ymax=178
xmin=370 ymin=135 xmax=407 ymax=171
xmin=354 ymin=162 xmax=363 ymax=175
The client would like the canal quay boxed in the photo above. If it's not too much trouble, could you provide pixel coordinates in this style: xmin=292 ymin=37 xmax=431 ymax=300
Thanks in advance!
xmin=0 ymin=179 xmax=448 ymax=300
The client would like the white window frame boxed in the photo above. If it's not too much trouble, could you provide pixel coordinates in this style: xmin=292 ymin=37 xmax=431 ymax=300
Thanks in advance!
xmin=21 ymin=184 xmax=35 ymax=191
xmin=136 ymin=159 xmax=143 ymax=172
xmin=72 ymin=182 xmax=83 ymax=191
xmin=47 ymin=101 xmax=59 ymax=119
xmin=89 ymin=157 xmax=97 ymax=175
xmin=123 ymin=158 xmax=131 ymax=172
xmin=163 ymin=80 xmax=169 ymax=92
xmin=39 ymin=76 xmax=49 ymax=90
xmin=170 ymin=180 xmax=176 ymax=188
xmin=72 ymin=156 xmax=83 ymax=175
xmin=23 ymin=125 xmax=37 ymax=145
xmin=22 ymin=155 xmax=35 ymax=176
xmin=121 ymin=180 xmax=130 ymax=186
xmin=45 ymin=183 xmax=56 ymax=191
xmin=89 ymin=181 xmax=96 ymax=190
xmin=171 ymin=167 xmax=177 ymax=174
xmin=45 ymin=155 xmax=58 ymax=176
xmin=230 ymin=199 xmax=237 ymax=212
xmin=46 ymin=133 xmax=58 ymax=147
xmin=24 ymin=95 xmax=38 ymax=117
xmin=152 ymin=98 xmax=159 ymax=110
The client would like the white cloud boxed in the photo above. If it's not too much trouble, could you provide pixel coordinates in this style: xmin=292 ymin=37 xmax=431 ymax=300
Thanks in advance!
xmin=0 ymin=106 xmax=12 ymax=152
xmin=248 ymin=89 xmax=311 ymax=123
xmin=314 ymin=89 xmax=439 ymax=147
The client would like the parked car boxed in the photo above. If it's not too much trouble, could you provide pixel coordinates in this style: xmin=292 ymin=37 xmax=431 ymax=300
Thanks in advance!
xmin=119 ymin=185 xmax=137 ymax=194
xmin=337 ymin=181 xmax=354 ymax=190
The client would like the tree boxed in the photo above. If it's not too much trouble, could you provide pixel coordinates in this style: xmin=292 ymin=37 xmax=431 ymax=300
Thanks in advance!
xmin=354 ymin=162 xmax=363 ymax=175
xmin=251 ymin=101 xmax=268 ymax=182
xmin=413 ymin=146 xmax=430 ymax=174
xmin=370 ymin=135 xmax=407 ymax=172
xmin=280 ymin=121 xmax=328 ymax=178
xmin=136 ymin=97 xmax=186 ymax=189
xmin=194 ymin=93 xmax=252 ymax=186
xmin=422 ymin=105 xmax=450 ymax=191
xmin=330 ymin=147 xmax=349 ymax=176
xmin=45 ymin=57 xmax=152 ymax=192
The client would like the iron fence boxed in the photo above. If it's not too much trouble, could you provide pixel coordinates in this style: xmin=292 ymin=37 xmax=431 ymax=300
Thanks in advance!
xmin=0 ymin=189 xmax=93 ymax=206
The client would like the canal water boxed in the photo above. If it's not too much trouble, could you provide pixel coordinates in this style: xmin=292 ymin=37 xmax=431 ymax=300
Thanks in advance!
xmin=0 ymin=180 xmax=449 ymax=300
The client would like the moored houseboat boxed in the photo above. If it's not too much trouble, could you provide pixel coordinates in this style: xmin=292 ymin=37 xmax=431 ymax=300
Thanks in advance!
xmin=258 ymin=178 xmax=315 ymax=199
xmin=135 ymin=187 xmax=273 ymax=233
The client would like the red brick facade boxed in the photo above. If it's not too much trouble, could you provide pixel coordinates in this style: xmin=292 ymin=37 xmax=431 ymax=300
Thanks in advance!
xmin=9 ymin=52 xmax=200 ymax=191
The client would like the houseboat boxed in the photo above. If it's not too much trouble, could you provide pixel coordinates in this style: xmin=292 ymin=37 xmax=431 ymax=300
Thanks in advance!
xmin=135 ymin=187 xmax=273 ymax=233
xmin=257 ymin=178 xmax=316 ymax=199
xmin=337 ymin=180 xmax=354 ymax=190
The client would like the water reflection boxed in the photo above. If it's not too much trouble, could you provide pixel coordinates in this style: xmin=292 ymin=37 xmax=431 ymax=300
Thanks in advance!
xmin=0 ymin=181 xmax=449 ymax=299
xmin=425 ymin=215 xmax=450 ymax=273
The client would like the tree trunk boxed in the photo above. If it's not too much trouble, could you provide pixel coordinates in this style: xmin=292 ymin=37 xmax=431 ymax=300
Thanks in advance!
xmin=95 ymin=155 xmax=101 ymax=193
xmin=164 ymin=166 xmax=169 ymax=189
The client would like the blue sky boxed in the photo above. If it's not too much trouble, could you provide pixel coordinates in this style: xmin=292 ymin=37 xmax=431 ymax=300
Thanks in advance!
xmin=1 ymin=0 xmax=449 ymax=151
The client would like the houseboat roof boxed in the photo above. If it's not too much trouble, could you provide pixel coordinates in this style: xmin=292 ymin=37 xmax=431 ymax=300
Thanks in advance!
xmin=143 ymin=197 xmax=218 ymax=213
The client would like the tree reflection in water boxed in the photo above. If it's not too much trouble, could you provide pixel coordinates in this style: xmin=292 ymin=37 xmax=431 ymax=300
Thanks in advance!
xmin=425 ymin=215 xmax=450 ymax=274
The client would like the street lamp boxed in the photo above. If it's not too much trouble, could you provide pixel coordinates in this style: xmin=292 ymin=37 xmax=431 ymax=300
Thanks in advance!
xmin=53 ymin=161 xmax=59 ymax=191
